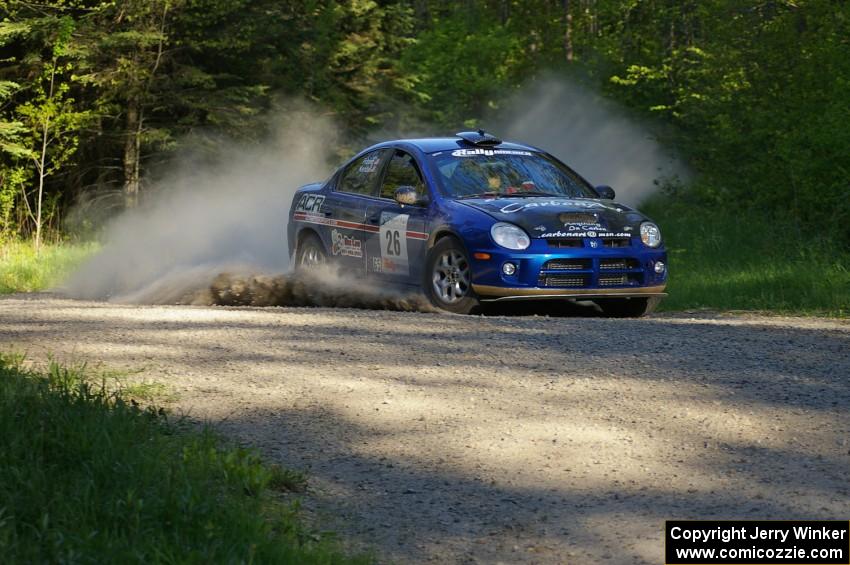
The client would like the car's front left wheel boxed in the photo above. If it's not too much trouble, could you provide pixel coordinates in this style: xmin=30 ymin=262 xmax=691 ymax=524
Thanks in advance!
xmin=424 ymin=237 xmax=480 ymax=314
xmin=294 ymin=232 xmax=327 ymax=273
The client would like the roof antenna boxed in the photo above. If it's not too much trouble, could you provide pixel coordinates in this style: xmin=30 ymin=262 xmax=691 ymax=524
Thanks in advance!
xmin=456 ymin=130 xmax=502 ymax=146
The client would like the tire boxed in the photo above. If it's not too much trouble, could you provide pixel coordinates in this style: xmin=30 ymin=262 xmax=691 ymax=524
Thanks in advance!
xmin=596 ymin=296 xmax=661 ymax=318
xmin=294 ymin=232 xmax=327 ymax=273
xmin=423 ymin=237 xmax=480 ymax=314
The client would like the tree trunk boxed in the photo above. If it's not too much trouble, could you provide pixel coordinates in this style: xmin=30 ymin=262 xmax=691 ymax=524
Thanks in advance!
xmin=123 ymin=98 xmax=141 ymax=208
xmin=413 ymin=0 xmax=430 ymax=25
xmin=563 ymin=0 xmax=574 ymax=62
xmin=34 ymin=62 xmax=57 ymax=255
xmin=35 ymin=119 xmax=48 ymax=254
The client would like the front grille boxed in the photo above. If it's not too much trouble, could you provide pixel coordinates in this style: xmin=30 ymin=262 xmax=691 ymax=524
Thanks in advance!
xmin=599 ymin=274 xmax=628 ymax=286
xmin=547 ymin=237 xmax=633 ymax=249
xmin=602 ymin=237 xmax=631 ymax=248
xmin=547 ymin=239 xmax=583 ymax=249
xmin=538 ymin=274 xmax=589 ymax=288
xmin=598 ymin=274 xmax=642 ymax=287
xmin=558 ymin=212 xmax=597 ymax=224
xmin=599 ymin=258 xmax=638 ymax=270
xmin=544 ymin=259 xmax=591 ymax=271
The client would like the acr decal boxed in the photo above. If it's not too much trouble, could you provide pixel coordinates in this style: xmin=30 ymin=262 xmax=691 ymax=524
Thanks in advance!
xmin=499 ymin=199 xmax=619 ymax=214
xmin=294 ymin=194 xmax=325 ymax=213
xmin=451 ymin=148 xmax=533 ymax=157
xmin=380 ymin=212 xmax=410 ymax=275
xmin=331 ymin=229 xmax=363 ymax=258
xmin=370 ymin=256 xmax=383 ymax=273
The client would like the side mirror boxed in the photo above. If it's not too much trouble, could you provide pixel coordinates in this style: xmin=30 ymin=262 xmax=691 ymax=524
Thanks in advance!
xmin=394 ymin=185 xmax=425 ymax=206
xmin=595 ymin=185 xmax=616 ymax=199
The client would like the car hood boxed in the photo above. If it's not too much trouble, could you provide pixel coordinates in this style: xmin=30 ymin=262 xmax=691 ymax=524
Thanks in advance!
xmin=456 ymin=196 xmax=645 ymax=238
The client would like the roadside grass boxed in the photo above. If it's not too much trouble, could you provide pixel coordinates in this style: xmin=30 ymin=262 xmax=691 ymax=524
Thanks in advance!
xmin=0 ymin=353 xmax=364 ymax=564
xmin=644 ymin=198 xmax=850 ymax=317
xmin=0 ymin=240 xmax=97 ymax=293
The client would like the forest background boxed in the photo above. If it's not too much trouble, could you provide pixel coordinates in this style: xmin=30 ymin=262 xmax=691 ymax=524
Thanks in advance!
xmin=1 ymin=0 xmax=847 ymax=313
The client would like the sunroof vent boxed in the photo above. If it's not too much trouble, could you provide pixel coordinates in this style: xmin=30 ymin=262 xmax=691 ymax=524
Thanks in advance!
xmin=456 ymin=130 xmax=502 ymax=146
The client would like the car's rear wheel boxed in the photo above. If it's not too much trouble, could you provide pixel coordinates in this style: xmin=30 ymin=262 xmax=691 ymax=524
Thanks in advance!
xmin=424 ymin=237 xmax=479 ymax=314
xmin=595 ymin=296 xmax=661 ymax=318
xmin=294 ymin=233 xmax=327 ymax=273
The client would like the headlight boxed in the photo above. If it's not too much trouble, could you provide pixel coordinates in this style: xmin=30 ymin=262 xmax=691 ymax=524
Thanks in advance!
xmin=491 ymin=222 xmax=530 ymax=250
xmin=640 ymin=222 xmax=662 ymax=248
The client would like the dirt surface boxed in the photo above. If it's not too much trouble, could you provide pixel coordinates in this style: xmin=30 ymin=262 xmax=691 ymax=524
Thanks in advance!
xmin=2 ymin=294 xmax=848 ymax=564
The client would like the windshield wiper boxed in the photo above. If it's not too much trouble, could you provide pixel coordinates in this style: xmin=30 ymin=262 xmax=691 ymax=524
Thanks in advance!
xmin=500 ymin=191 xmax=562 ymax=198
xmin=457 ymin=192 xmax=500 ymax=199
xmin=457 ymin=190 xmax=564 ymax=199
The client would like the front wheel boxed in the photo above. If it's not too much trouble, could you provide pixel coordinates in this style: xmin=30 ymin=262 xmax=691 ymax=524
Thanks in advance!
xmin=294 ymin=233 xmax=327 ymax=273
xmin=423 ymin=237 xmax=480 ymax=314
xmin=595 ymin=296 xmax=661 ymax=318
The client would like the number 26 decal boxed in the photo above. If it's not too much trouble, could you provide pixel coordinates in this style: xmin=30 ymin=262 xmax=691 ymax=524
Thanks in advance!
xmin=379 ymin=213 xmax=410 ymax=275
xmin=385 ymin=230 xmax=401 ymax=256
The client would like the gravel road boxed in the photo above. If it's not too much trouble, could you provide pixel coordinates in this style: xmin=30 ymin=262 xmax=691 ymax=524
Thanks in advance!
xmin=1 ymin=294 xmax=848 ymax=564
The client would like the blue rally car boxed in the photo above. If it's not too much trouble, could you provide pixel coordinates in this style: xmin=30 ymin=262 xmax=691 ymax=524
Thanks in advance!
xmin=287 ymin=131 xmax=667 ymax=316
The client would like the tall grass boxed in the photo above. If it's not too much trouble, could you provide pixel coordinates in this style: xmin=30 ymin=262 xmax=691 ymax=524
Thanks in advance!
xmin=0 ymin=354 xmax=366 ymax=564
xmin=0 ymin=240 xmax=97 ymax=293
xmin=644 ymin=198 xmax=850 ymax=317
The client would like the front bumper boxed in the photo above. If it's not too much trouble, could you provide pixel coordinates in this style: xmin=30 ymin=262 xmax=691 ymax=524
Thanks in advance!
xmin=472 ymin=284 xmax=667 ymax=301
xmin=468 ymin=236 xmax=667 ymax=301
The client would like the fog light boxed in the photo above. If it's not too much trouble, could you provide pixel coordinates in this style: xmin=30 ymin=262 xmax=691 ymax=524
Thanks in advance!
xmin=654 ymin=261 xmax=666 ymax=274
xmin=502 ymin=262 xmax=517 ymax=276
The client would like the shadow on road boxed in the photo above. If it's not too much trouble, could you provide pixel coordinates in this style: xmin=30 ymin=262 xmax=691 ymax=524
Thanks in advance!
xmin=0 ymin=298 xmax=847 ymax=563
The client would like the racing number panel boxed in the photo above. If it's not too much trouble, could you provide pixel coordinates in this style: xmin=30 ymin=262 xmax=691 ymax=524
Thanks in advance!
xmin=365 ymin=149 xmax=431 ymax=284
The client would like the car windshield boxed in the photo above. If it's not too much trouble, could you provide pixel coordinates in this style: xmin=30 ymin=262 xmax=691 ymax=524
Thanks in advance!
xmin=429 ymin=149 xmax=598 ymax=199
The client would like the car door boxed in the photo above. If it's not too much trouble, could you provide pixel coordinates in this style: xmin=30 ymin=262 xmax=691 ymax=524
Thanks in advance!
xmin=322 ymin=149 xmax=389 ymax=273
xmin=364 ymin=149 xmax=432 ymax=287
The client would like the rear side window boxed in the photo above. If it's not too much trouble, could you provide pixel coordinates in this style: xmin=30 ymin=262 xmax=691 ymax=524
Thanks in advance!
xmin=338 ymin=150 xmax=387 ymax=197
xmin=380 ymin=151 xmax=426 ymax=200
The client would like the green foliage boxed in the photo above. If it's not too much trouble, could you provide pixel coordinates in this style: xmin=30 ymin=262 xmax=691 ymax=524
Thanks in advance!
xmin=0 ymin=82 xmax=30 ymax=158
xmin=600 ymin=0 xmax=850 ymax=245
xmin=400 ymin=14 xmax=527 ymax=126
xmin=644 ymin=196 xmax=849 ymax=317
xmin=401 ymin=1 xmax=850 ymax=248
xmin=0 ymin=11 xmax=90 ymax=242
xmin=0 ymin=240 xmax=97 ymax=293
xmin=0 ymin=355 xmax=365 ymax=563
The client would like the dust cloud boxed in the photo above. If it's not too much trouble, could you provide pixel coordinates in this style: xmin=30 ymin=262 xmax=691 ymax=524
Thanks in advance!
xmin=494 ymin=77 xmax=688 ymax=207
xmin=63 ymin=108 xmax=338 ymax=304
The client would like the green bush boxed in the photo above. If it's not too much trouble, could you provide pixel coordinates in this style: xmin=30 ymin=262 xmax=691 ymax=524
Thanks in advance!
xmin=644 ymin=196 xmax=849 ymax=317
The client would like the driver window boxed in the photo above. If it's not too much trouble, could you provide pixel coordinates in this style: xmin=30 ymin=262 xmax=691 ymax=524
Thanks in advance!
xmin=380 ymin=151 xmax=426 ymax=201
xmin=338 ymin=150 xmax=387 ymax=196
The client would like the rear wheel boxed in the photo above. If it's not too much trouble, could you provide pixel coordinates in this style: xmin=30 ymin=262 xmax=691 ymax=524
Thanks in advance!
xmin=294 ymin=233 xmax=327 ymax=273
xmin=424 ymin=237 xmax=480 ymax=314
xmin=596 ymin=296 xmax=661 ymax=318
